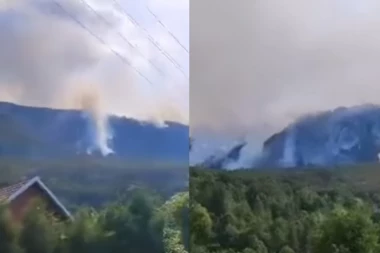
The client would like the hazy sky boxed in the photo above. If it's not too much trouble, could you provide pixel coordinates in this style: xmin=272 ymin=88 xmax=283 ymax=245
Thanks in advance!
xmin=0 ymin=0 xmax=188 ymax=125
xmin=191 ymin=0 xmax=380 ymax=139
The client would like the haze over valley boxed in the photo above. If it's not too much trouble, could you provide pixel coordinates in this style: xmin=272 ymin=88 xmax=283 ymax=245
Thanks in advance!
xmin=190 ymin=0 xmax=380 ymax=169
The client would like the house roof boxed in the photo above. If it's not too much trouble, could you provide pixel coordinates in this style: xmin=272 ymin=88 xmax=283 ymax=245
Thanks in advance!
xmin=0 ymin=176 xmax=72 ymax=220
xmin=0 ymin=178 xmax=30 ymax=202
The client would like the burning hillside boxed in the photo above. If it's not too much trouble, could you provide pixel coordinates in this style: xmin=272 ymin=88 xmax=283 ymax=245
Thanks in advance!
xmin=196 ymin=104 xmax=380 ymax=169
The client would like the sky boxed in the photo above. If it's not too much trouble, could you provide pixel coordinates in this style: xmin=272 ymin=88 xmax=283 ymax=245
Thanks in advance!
xmin=0 ymin=0 xmax=189 ymax=125
xmin=190 ymin=0 xmax=380 ymax=163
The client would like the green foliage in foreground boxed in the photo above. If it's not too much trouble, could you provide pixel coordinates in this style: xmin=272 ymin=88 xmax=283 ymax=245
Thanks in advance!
xmin=0 ymin=190 xmax=189 ymax=253
xmin=190 ymin=166 xmax=380 ymax=253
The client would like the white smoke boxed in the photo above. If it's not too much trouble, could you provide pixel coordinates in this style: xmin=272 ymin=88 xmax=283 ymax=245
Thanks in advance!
xmin=70 ymin=84 xmax=114 ymax=155
xmin=190 ymin=0 xmax=380 ymax=165
xmin=281 ymin=129 xmax=296 ymax=167
xmin=225 ymin=136 xmax=264 ymax=169
xmin=0 ymin=0 xmax=188 ymax=155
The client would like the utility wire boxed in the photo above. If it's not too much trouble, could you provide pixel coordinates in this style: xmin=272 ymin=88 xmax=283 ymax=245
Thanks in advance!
xmin=146 ymin=6 xmax=189 ymax=54
xmin=112 ymin=0 xmax=188 ymax=78
xmin=78 ymin=0 xmax=166 ymax=77
xmin=52 ymin=0 xmax=155 ymax=85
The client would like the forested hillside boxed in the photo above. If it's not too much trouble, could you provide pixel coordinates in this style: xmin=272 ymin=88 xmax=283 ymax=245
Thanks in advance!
xmin=0 ymin=157 xmax=187 ymax=209
xmin=0 ymin=104 xmax=189 ymax=253
xmin=0 ymin=158 xmax=188 ymax=253
xmin=190 ymin=165 xmax=380 ymax=253
xmin=0 ymin=102 xmax=188 ymax=161
xmin=197 ymin=105 xmax=380 ymax=170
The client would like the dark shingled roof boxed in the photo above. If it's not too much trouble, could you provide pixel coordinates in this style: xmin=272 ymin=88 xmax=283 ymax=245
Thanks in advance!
xmin=0 ymin=177 xmax=72 ymax=219
xmin=0 ymin=178 xmax=30 ymax=202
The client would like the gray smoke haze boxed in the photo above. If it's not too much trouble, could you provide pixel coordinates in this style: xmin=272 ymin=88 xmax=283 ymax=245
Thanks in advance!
xmin=191 ymin=0 xmax=380 ymax=140
xmin=0 ymin=0 xmax=188 ymax=155
xmin=0 ymin=0 xmax=188 ymax=124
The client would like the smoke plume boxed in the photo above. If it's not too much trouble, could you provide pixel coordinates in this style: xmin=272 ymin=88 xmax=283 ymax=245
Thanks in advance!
xmin=71 ymin=84 xmax=113 ymax=155
xmin=0 ymin=0 xmax=188 ymax=155
xmin=191 ymin=0 xmax=380 ymax=140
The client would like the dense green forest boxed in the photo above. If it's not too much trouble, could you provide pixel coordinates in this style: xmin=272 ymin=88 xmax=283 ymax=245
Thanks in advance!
xmin=0 ymin=190 xmax=188 ymax=253
xmin=190 ymin=165 xmax=380 ymax=253
xmin=0 ymin=158 xmax=188 ymax=253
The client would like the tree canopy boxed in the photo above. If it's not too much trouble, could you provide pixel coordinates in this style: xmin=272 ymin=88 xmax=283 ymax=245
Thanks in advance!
xmin=0 ymin=189 xmax=189 ymax=253
xmin=190 ymin=166 xmax=380 ymax=253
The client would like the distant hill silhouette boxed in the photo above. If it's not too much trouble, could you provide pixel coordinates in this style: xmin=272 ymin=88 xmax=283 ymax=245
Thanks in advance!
xmin=200 ymin=104 xmax=380 ymax=169
xmin=0 ymin=102 xmax=188 ymax=162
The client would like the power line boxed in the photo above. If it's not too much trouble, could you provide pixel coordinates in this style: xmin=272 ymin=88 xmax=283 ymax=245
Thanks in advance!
xmin=111 ymin=0 xmax=188 ymax=78
xmin=78 ymin=0 xmax=166 ymax=77
xmin=52 ymin=0 xmax=155 ymax=86
xmin=146 ymin=6 xmax=189 ymax=54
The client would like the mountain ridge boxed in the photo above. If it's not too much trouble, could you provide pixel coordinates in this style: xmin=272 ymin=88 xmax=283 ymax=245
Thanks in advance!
xmin=198 ymin=104 xmax=380 ymax=169
xmin=0 ymin=101 xmax=188 ymax=162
